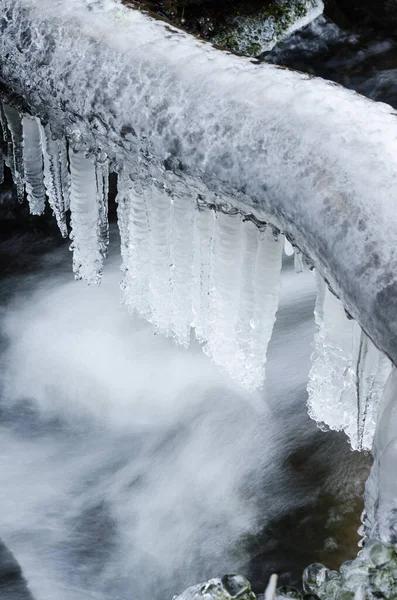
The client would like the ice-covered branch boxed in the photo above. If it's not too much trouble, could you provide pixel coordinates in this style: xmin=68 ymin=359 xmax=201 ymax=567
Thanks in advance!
xmin=1 ymin=0 xmax=397 ymax=373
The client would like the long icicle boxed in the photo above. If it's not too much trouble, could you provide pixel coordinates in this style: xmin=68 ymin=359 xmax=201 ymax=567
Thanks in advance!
xmin=204 ymin=209 xmax=244 ymax=378
xmin=22 ymin=115 xmax=46 ymax=215
xmin=192 ymin=198 xmax=215 ymax=344
xmin=39 ymin=123 xmax=69 ymax=237
xmin=117 ymin=171 xmax=151 ymax=320
xmin=249 ymin=226 xmax=284 ymax=390
xmin=308 ymin=274 xmax=391 ymax=450
xmin=69 ymin=148 xmax=107 ymax=284
xmin=147 ymin=182 xmax=173 ymax=336
xmin=2 ymin=102 xmax=24 ymax=202
xmin=170 ymin=180 xmax=194 ymax=347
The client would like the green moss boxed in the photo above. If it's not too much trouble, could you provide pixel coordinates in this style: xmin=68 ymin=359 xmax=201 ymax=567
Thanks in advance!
xmin=212 ymin=0 xmax=321 ymax=56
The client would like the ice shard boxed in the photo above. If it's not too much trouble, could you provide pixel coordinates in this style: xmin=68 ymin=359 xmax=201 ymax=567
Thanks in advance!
xmin=22 ymin=115 xmax=46 ymax=215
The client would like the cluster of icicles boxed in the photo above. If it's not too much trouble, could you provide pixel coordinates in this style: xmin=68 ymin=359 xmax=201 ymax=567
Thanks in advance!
xmin=0 ymin=100 xmax=391 ymax=450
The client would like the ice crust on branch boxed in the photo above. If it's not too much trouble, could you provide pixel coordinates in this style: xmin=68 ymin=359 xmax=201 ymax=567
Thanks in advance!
xmin=0 ymin=99 xmax=393 ymax=409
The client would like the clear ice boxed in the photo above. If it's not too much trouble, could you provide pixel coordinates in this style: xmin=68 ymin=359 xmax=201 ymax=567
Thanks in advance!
xmin=117 ymin=170 xmax=284 ymax=390
xmin=308 ymin=275 xmax=391 ymax=451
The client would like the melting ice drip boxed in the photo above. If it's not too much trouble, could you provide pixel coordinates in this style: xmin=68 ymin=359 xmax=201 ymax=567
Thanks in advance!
xmin=0 ymin=98 xmax=392 ymax=447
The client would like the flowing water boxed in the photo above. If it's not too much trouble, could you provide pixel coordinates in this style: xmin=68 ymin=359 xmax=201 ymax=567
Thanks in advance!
xmin=0 ymin=225 xmax=370 ymax=600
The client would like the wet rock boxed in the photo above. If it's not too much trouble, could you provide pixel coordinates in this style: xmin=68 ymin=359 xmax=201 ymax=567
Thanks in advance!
xmin=211 ymin=0 xmax=323 ymax=56
xmin=123 ymin=0 xmax=323 ymax=57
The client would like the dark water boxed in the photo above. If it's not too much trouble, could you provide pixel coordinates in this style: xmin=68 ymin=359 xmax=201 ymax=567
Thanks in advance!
xmin=265 ymin=14 xmax=397 ymax=110
xmin=0 ymin=228 xmax=370 ymax=600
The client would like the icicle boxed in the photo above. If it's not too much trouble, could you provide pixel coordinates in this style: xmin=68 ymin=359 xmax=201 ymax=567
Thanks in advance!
xmin=308 ymin=275 xmax=391 ymax=450
xmin=2 ymin=102 xmax=24 ymax=201
xmin=235 ymin=220 xmax=259 ymax=366
xmin=294 ymin=248 xmax=304 ymax=273
xmin=354 ymin=586 xmax=365 ymax=600
xmin=0 ymin=104 xmax=5 ymax=186
xmin=192 ymin=199 xmax=215 ymax=343
xmin=69 ymin=148 xmax=105 ymax=284
xmin=204 ymin=209 xmax=244 ymax=377
xmin=39 ymin=122 xmax=70 ymax=237
xmin=284 ymin=238 xmax=294 ymax=256
xmin=247 ymin=226 xmax=283 ymax=389
xmin=22 ymin=115 xmax=46 ymax=215
xmin=308 ymin=283 xmax=361 ymax=440
xmin=96 ymin=158 xmax=109 ymax=259
xmin=0 ymin=103 xmax=8 ymax=144
xmin=356 ymin=332 xmax=392 ymax=451
xmin=264 ymin=574 xmax=278 ymax=600
xmin=170 ymin=180 xmax=194 ymax=347
xmin=117 ymin=172 xmax=151 ymax=320
xmin=59 ymin=141 xmax=71 ymax=212
xmin=147 ymin=182 xmax=173 ymax=336
xmin=0 ymin=147 xmax=4 ymax=186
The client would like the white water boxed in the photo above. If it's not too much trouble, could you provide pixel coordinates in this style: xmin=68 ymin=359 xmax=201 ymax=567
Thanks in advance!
xmin=0 ymin=240 xmax=369 ymax=600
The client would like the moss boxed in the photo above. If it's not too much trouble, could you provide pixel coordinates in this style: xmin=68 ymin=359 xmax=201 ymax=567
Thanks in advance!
xmin=212 ymin=0 xmax=321 ymax=57
xmin=122 ymin=0 xmax=322 ymax=57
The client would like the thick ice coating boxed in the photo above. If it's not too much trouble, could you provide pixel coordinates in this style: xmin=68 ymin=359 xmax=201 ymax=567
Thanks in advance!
xmin=1 ymin=0 xmax=397 ymax=373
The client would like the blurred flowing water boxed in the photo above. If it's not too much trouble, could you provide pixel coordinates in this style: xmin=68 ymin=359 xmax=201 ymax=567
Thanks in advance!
xmin=0 ymin=228 xmax=370 ymax=600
